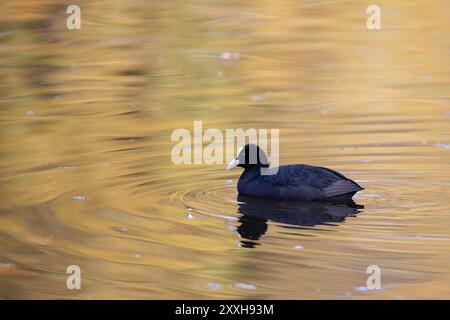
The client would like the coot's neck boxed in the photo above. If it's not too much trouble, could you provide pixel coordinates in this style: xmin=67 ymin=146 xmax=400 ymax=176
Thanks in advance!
xmin=241 ymin=165 xmax=264 ymax=179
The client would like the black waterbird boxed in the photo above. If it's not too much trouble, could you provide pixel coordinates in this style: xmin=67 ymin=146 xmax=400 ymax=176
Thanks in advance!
xmin=227 ymin=144 xmax=364 ymax=201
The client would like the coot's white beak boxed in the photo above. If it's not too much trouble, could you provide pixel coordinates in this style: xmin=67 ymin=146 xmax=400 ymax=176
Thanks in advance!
xmin=227 ymin=157 xmax=239 ymax=170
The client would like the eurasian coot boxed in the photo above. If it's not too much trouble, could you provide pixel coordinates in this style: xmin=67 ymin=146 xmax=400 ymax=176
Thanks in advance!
xmin=227 ymin=144 xmax=364 ymax=201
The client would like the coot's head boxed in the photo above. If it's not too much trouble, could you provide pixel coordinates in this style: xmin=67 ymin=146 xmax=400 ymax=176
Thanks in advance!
xmin=227 ymin=144 xmax=269 ymax=170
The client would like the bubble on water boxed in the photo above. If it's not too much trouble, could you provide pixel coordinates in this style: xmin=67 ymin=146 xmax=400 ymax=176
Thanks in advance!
xmin=73 ymin=194 xmax=88 ymax=201
xmin=220 ymin=52 xmax=240 ymax=60
xmin=360 ymin=159 xmax=370 ymax=163
xmin=207 ymin=282 xmax=221 ymax=290
xmin=187 ymin=213 xmax=194 ymax=220
xmin=117 ymin=227 xmax=129 ymax=232
xmin=233 ymin=282 xmax=256 ymax=290
xmin=354 ymin=286 xmax=369 ymax=292
xmin=26 ymin=110 xmax=35 ymax=116
xmin=133 ymin=253 xmax=143 ymax=259
xmin=0 ymin=262 xmax=16 ymax=268
xmin=60 ymin=166 xmax=76 ymax=170
xmin=294 ymin=245 xmax=304 ymax=250
xmin=435 ymin=143 xmax=450 ymax=149
xmin=248 ymin=95 xmax=265 ymax=102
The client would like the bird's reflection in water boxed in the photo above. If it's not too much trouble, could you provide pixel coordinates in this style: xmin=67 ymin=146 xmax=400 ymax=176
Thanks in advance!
xmin=236 ymin=195 xmax=364 ymax=248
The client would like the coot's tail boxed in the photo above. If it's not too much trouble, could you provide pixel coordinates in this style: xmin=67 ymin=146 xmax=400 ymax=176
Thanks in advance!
xmin=323 ymin=180 xmax=364 ymax=199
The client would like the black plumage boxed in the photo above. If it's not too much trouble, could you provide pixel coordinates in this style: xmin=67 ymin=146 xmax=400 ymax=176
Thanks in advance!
xmin=227 ymin=144 xmax=364 ymax=201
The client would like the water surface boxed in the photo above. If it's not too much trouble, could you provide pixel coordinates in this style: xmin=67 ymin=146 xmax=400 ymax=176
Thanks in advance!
xmin=0 ymin=0 xmax=449 ymax=299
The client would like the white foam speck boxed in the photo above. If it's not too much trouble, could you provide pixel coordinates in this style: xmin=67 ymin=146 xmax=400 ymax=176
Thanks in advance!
xmin=248 ymin=95 xmax=265 ymax=102
xmin=220 ymin=52 xmax=240 ymax=60
xmin=0 ymin=262 xmax=16 ymax=268
xmin=233 ymin=283 xmax=256 ymax=290
xmin=73 ymin=194 xmax=87 ymax=201
xmin=354 ymin=286 xmax=369 ymax=292
xmin=207 ymin=282 xmax=222 ymax=290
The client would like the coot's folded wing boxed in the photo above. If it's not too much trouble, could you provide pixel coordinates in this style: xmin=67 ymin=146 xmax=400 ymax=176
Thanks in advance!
xmin=317 ymin=166 xmax=364 ymax=197
xmin=264 ymin=165 xmax=363 ymax=200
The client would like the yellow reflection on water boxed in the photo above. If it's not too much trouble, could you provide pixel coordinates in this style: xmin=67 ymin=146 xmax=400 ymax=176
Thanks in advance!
xmin=0 ymin=0 xmax=449 ymax=299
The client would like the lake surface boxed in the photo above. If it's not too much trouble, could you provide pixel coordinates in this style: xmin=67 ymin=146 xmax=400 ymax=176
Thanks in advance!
xmin=0 ymin=0 xmax=449 ymax=299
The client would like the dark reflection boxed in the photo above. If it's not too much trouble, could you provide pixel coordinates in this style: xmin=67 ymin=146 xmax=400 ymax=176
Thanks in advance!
xmin=236 ymin=195 xmax=364 ymax=248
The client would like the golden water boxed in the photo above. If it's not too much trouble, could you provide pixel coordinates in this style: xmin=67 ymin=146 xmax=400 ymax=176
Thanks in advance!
xmin=0 ymin=0 xmax=449 ymax=299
